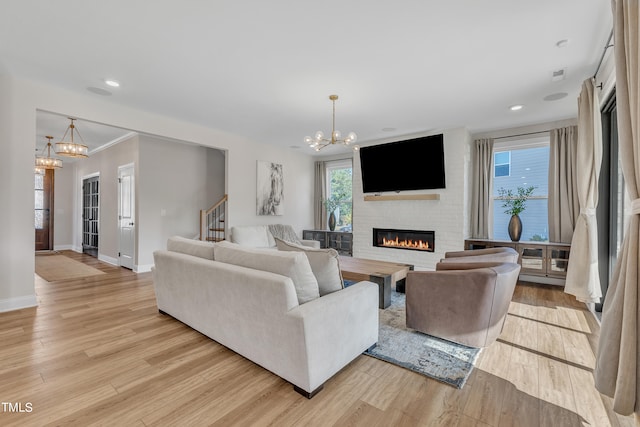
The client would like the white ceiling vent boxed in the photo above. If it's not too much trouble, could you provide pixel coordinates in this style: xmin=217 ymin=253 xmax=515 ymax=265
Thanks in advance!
xmin=551 ymin=68 xmax=567 ymax=82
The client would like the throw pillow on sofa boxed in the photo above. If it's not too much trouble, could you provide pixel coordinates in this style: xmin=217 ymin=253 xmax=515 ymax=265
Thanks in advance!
xmin=275 ymin=238 xmax=344 ymax=296
xmin=167 ymin=236 xmax=215 ymax=260
xmin=214 ymin=241 xmax=320 ymax=304
xmin=230 ymin=225 xmax=275 ymax=248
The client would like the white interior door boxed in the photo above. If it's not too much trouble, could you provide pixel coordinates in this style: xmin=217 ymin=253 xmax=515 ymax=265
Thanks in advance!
xmin=118 ymin=164 xmax=135 ymax=270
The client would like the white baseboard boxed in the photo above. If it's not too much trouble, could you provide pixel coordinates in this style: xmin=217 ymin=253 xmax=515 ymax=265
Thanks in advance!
xmin=0 ymin=295 xmax=38 ymax=313
xmin=98 ymin=253 xmax=119 ymax=266
xmin=71 ymin=245 xmax=83 ymax=253
xmin=53 ymin=244 xmax=73 ymax=251
xmin=135 ymin=264 xmax=154 ymax=273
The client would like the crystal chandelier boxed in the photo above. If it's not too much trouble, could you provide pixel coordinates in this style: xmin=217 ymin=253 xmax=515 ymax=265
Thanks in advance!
xmin=304 ymin=95 xmax=358 ymax=151
xmin=35 ymin=136 xmax=63 ymax=170
xmin=55 ymin=118 xmax=89 ymax=158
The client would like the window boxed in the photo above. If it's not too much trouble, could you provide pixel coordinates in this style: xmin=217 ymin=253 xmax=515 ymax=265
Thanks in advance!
xmin=492 ymin=139 xmax=549 ymax=241
xmin=325 ymin=159 xmax=353 ymax=231
xmin=35 ymin=174 xmax=44 ymax=229
xmin=494 ymin=151 xmax=511 ymax=177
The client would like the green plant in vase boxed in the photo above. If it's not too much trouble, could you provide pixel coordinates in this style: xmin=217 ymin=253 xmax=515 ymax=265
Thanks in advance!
xmin=497 ymin=185 xmax=535 ymax=242
xmin=323 ymin=196 xmax=341 ymax=231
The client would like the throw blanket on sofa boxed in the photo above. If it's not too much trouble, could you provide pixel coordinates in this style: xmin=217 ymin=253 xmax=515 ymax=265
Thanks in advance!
xmin=268 ymin=224 xmax=301 ymax=244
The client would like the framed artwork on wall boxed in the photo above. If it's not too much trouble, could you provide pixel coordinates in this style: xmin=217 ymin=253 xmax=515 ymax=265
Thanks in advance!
xmin=256 ymin=161 xmax=284 ymax=215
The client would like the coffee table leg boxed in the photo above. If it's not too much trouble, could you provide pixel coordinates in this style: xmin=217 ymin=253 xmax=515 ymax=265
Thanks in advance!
xmin=370 ymin=274 xmax=391 ymax=309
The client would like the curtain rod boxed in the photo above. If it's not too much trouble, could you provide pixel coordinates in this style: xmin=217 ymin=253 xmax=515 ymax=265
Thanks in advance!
xmin=593 ymin=29 xmax=614 ymax=79
xmin=493 ymin=130 xmax=550 ymax=140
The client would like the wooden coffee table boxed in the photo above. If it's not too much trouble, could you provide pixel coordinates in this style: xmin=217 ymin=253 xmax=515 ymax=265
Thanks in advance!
xmin=339 ymin=256 xmax=414 ymax=309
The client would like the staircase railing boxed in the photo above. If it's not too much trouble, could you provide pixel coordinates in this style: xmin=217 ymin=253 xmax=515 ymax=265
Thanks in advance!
xmin=200 ymin=194 xmax=228 ymax=242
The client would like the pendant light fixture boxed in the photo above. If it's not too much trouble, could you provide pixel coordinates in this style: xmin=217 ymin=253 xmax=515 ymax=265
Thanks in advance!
xmin=55 ymin=118 xmax=89 ymax=158
xmin=304 ymin=95 xmax=358 ymax=151
xmin=35 ymin=136 xmax=63 ymax=170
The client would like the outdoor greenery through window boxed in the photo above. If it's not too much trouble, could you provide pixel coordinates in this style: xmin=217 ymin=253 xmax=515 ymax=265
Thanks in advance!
xmin=326 ymin=159 xmax=353 ymax=232
xmin=493 ymin=139 xmax=549 ymax=241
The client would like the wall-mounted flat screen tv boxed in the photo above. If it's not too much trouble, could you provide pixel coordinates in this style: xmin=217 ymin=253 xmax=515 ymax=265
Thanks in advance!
xmin=359 ymin=134 xmax=445 ymax=193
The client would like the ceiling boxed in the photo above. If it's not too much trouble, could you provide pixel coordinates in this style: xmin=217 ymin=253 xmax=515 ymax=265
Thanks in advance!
xmin=2 ymin=1 xmax=612 ymax=157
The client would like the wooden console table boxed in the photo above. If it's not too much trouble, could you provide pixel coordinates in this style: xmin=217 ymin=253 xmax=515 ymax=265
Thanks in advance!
xmin=302 ymin=230 xmax=353 ymax=256
xmin=464 ymin=238 xmax=571 ymax=284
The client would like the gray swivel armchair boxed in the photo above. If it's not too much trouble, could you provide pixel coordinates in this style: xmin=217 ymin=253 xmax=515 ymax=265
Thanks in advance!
xmin=405 ymin=261 xmax=521 ymax=348
xmin=440 ymin=247 xmax=519 ymax=264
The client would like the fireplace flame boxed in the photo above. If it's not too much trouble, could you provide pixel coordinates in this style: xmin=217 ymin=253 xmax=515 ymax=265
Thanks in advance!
xmin=382 ymin=236 xmax=430 ymax=251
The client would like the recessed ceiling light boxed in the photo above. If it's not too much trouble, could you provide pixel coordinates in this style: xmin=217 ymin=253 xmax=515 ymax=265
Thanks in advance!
xmin=556 ymin=39 xmax=569 ymax=48
xmin=87 ymin=87 xmax=112 ymax=96
xmin=509 ymin=105 xmax=524 ymax=111
xmin=544 ymin=92 xmax=568 ymax=101
xmin=104 ymin=79 xmax=120 ymax=87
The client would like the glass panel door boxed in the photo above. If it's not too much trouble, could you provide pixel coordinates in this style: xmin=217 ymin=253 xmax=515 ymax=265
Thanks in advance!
xmin=82 ymin=176 xmax=99 ymax=257
xmin=518 ymin=245 xmax=545 ymax=275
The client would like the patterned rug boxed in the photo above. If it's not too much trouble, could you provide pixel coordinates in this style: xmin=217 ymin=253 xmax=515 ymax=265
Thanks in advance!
xmin=365 ymin=291 xmax=480 ymax=389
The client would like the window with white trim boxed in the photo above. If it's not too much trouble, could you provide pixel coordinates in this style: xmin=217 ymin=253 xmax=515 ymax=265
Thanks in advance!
xmin=492 ymin=137 xmax=549 ymax=241
xmin=494 ymin=151 xmax=511 ymax=177
xmin=325 ymin=159 xmax=353 ymax=231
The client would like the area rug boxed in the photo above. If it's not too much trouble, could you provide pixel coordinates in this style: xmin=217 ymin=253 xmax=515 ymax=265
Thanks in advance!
xmin=364 ymin=292 xmax=481 ymax=389
xmin=35 ymin=255 xmax=105 ymax=282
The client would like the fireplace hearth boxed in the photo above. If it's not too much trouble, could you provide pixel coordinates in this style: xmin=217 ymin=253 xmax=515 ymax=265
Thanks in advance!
xmin=373 ymin=228 xmax=435 ymax=252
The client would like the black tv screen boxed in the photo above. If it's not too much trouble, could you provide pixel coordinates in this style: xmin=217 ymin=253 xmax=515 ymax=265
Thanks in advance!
xmin=359 ymin=134 xmax=445 ymax=193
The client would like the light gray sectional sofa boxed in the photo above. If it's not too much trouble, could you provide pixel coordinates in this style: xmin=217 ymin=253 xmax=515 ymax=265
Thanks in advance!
xmin=152 ymin=236 xmax=378 ymax=398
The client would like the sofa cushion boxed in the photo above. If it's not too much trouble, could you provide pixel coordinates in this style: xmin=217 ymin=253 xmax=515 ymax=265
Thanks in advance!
xmin=275 ymin=238 xmax=344 ymax=296
xmin=230 ymin=225 xmax=274 ymax=248
xmin=214 ymin=241 xmax=320 ymax=304
xmin=167 ymin=236 xmax=215 ymax=260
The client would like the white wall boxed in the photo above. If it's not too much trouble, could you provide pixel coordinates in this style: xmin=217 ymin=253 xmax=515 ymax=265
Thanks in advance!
xmin=137 ymin=136 xmax=214 ymax=269
xmin=72 ymin=135 xmax=139 ymax=264
xmin=53 ymin=165 xmax=75 ymax=250
xmin=352 ymin=128 xmax=472 ymax=270
xmin=0 ymin=75 xmax=37 ymax=311
xmin=0 ymin=74 xmax=314 ymax=312
xmin=227 ymin=145 xmax=315 ymax=233
xmin=206 ymin=148 xmax=226 ymax=205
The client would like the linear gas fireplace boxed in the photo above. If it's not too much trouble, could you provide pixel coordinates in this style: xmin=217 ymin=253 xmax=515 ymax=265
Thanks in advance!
xmin=373 ymin=228 xmax=435 ymax=252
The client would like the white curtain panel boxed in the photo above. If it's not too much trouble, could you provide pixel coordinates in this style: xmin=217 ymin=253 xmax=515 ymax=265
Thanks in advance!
xmin=470 ymin=138 xmax=494 ymax=239
xmin=564 ymin=79 xmax=602 ymax=304
xmin=313 ymin=161 xmax=327 ymax=230
xmin=595 ymin=0 xmax=640 ymax=417
xmin=548 ymin=126 xmax=579 ymax=243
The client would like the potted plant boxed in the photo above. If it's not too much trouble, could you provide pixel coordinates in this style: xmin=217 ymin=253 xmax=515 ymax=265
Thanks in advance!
xmin=323 ymin=196 xmax=341 ymax=231
xmin=497 ymin=185 xmax=535 ymax=242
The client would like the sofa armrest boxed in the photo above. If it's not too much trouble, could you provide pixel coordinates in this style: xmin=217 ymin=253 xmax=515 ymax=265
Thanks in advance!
xmin=286 ymin=281 xmax=378 ymax=391
xmin=300 ymin=239 xmax=321 ymax=249
xmin=436 ymin=261 xmax=505 ymax=271
xmin=445 ymin=247 xmax=515 ymax=258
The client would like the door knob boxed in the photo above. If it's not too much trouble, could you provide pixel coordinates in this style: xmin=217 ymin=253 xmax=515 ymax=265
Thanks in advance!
xmin=129 ymin=222 xmax=134 ymax=226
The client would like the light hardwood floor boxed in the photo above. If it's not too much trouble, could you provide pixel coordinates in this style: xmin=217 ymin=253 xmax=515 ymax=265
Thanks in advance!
xmin=0 ymin=251 xmax=637 ymax=426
